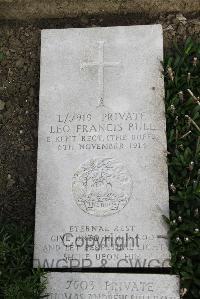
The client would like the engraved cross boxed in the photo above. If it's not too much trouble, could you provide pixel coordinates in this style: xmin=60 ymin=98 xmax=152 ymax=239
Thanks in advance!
xmin=81 ymin=41 xmax=120 ymax=107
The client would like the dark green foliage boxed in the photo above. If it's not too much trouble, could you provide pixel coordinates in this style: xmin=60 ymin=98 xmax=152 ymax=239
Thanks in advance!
xmin=165 ymin=38 xmax=200 ymax=298
xmin=0 ymin=51 xmax=5 ymax=61
xmin=0 ymin=225 xmax=46 ymax=299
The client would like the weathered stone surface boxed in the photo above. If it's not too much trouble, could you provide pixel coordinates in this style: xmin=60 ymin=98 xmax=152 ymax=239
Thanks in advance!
xmin=34 ymin=25 xmax=170 ymax=269
xmin=44 ymin=272 xmax=180 ymax=298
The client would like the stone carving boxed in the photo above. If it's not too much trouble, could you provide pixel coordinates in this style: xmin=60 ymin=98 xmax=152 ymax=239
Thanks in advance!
xmin=80 ymin=41 xmax=121 ymax=107
xmin=72 ymin=157 xmax=132 ymax=216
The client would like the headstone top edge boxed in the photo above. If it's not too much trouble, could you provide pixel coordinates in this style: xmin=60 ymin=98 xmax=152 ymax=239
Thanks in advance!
xmin=46 ymin=272 xmax=179 ymax=278
xmin=41 ymin=24 xmax=163 ymax=36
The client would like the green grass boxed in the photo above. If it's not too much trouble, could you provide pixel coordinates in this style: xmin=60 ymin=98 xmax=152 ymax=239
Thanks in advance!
xmin=165 ymin=38 xmax=200 ymax=298
xmin=0 ymin=225 xmax=46 ymax=299
xmin=0 ymin=39 xmax=199 ymax=298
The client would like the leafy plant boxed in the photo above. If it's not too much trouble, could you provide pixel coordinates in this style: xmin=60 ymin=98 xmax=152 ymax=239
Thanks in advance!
xmin=0 ymin=224 xmax=46 ymax=299
xmin=164 ymin=38 xmax=200 ymax=298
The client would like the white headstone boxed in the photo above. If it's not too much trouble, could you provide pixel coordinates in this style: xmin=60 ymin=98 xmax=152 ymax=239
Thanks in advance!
xmin=34 ymin=25 xmax=170 ymax=269
xmin=44 ymin=272 xmax=180 ymax=298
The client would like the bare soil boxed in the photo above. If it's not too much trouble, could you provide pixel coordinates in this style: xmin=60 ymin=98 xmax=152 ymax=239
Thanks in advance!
xmin=0 ymin=13 xmax=200 ymax=227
